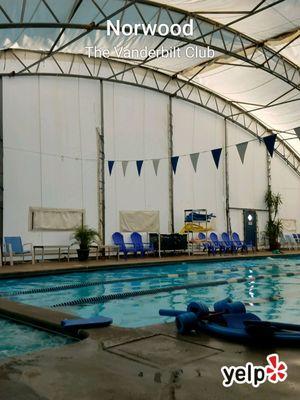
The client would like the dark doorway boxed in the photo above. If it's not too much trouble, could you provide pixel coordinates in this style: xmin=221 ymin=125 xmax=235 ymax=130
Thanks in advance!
xmin=243 ymin=210 xmax=257 ymax=248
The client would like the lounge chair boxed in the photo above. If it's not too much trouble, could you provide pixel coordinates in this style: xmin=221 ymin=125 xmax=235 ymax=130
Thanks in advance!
xmin=209 ymin=232 xmax=226 ymax=253
xmin=221 ymin=232 xmax=237 ymax=253
xmin=198 ymin=232 xmax=216 ymax=255
xmin=3 ymin=236 xmax=33 ymax=266
xmin=231 ymin=232 xmax=252 ymax=252
xmin=130 ymin=232 xmax=154 ymax=256
xmin=291 ymin=234 xmax=300 ymax=249
xmin=112 ymin=232 xmax=136 ymax=258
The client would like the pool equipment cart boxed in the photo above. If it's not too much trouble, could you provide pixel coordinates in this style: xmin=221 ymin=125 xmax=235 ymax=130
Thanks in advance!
xmin=179 ymin=209 xmax=216 ymax=254
xmin=159 ymin=298 xmax=300 ymax=345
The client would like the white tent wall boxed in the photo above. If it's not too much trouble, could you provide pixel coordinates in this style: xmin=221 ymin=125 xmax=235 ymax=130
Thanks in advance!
xmin=3 ymin=76 xmax=100 ymax=245
xmin=172 ymin=99 xmax=226 ymax=233
xmin=2 ymin=74 xmax=300 ymax=248
xmin=103 ymin=82 xmax=169 ymax=243
xmin=227 ymin=121 xmax=269 ymax=243
xmin=271 ymin=156 xmax=300 ymax=232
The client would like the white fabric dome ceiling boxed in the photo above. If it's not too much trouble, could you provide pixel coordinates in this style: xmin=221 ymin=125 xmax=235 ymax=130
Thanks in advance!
xmin=0 ymin=0 xmax=299 ymax=154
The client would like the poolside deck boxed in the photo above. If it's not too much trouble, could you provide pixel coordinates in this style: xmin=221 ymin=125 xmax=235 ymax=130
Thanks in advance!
xmin=0 ymin=297 xmax=299 ymax=400
xmin=1 ymin=249 xmax=300 ymax=279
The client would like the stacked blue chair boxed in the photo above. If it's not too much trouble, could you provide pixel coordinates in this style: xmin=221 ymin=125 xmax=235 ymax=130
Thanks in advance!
xmin=221 ymin=232 xmax=237 ymax=253
xmin=198 ymin=232 xmax=216 ymax=255
xmin=209 ymin=232 xmax=226 ymax=253
xmin=130 ymin=232 xmax=154 ymax=256
xmin=112 ymin=232 xmax=136 ymax=258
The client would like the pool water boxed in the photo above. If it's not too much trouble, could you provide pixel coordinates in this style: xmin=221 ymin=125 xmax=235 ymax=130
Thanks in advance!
xmin=0 ymin=256 xmax=300 ymax=328
xmin=0 ymin=318 xmax=75 ymax=360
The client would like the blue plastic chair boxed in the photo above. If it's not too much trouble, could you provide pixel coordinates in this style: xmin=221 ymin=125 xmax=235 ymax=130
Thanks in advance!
xmin=130 ymin=232 xmax=154 ymax=256
xmin=221 ymin=232 xmax=237 ymax=253
xmin=112 ymin=232 xmax=135 ymax=258
xmin=231 ymin=232 xmax=250 ymax=252
xmin=198 ymin=232 xmax=216 ymax=255
xmin=209 ymin=232 xmax=226 ymax=253
xmin=292 ymin=234 xmax=300 ymax=244
xmin=4 ymin=236 xmax=33 ymax=265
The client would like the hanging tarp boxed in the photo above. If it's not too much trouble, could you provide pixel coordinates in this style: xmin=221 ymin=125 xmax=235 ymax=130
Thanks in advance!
xmin=30 ymin=208 xmax=84 ymax=231
xmin=119 ymin=210 xmax=160 ymax=232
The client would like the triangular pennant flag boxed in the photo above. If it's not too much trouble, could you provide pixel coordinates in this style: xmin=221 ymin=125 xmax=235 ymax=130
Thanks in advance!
xmin=122 ymin=161 xmax=128 ymax=176
xmin=294 ymin=127 xmax=300 ymax=139
xmin=190 ymin=153 xmax=199 ymax=172
xmin=236 ymin=142 xmax=248 ymax=164
xmin=108 ymin=160 xmax=115 ymax=175
xmin=171 ymin=156 xmax=179 ymax=174
xmin=152 ymin=159 xmax=160 ymax=175
xmin=211 ymin=148 xmax=222 ymax=169
xmin=136 ymin=160 xmax=144 ymax=176
xmin=263 ymin=134 xmax=277 ymax=157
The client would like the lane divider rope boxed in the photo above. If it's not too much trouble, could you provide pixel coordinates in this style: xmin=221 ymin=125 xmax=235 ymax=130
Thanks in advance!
xmin=51 ymin=270 xmax=300 ymax=308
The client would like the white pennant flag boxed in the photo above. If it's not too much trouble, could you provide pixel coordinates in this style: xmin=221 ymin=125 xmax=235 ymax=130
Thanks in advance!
xmin=152 ymin=159 xmax=160 ymax=175
xmin=190 ymin=153 xmax=200 ymax=172
xmin=122 ymin=161 xmax=129 ymax=176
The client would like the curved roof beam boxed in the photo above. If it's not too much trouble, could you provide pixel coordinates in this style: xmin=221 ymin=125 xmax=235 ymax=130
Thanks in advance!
xmin=1 ymin=0 xmax=298 ymax=90
xmin=3 ymin=49 xmax=299 ymax=177
xmin=105 ymin=0 xmax=300 ymax=90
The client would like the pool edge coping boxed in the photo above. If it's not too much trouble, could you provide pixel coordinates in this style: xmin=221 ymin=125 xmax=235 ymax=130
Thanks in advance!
xmin=1 ymin=251 xmax=300 ymax=280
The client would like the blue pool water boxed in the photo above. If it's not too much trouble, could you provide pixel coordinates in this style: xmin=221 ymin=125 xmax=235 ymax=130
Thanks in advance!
xmin=0 ymin=318 xmax=75 ymax=360
xmin=0 ymin=256 xmax=300 ymax=328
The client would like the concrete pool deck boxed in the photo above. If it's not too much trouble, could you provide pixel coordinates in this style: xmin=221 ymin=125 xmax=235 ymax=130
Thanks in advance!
xmin=1 ymin=249 xmax=300 ymax=279
xmin=0 ymin=298 xmax=299 ymax=400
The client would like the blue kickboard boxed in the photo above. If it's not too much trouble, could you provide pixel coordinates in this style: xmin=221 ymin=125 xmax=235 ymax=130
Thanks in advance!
xmin=61 ymin=316 xmax=113 ymax=329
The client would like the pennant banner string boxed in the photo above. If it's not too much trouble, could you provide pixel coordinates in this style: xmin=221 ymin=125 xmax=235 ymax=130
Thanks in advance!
xmin=106 ymin=134 xmax=278 ymax=166
xmin=105 ymin=137 xmax=260 ymax=162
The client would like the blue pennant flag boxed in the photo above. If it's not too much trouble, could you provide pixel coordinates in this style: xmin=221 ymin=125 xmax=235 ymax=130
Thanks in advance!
xmin=108 ymin=160 xmax=115 ymax=175
xmin=171 ymin=156 xmax=179 ymax=174
xmin=263 ymin=134 xmax=277 ymax=157
xmin=211 ymin=148 xmax=222 ymax=169
xmin=136 ymin=160 xmax=144 ymax=176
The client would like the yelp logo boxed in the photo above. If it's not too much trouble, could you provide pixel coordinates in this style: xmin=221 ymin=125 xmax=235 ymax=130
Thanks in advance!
xmin=221 ymin=354 xmax=288 ymax=388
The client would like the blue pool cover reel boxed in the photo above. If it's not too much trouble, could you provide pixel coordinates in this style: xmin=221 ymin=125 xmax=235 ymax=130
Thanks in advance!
xmin=61 ymin=316 xmax=113 ymax=329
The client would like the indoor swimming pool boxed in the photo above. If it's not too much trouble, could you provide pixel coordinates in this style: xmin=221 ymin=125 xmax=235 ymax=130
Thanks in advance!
xmin=0 ymin=256 xmax=300 ymax=328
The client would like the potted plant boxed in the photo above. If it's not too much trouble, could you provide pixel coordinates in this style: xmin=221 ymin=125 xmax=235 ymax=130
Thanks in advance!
xmin=264 ymin=189 xmax=283 ymax=251
xmin=73 ymin=225 xmax=98 ymax=261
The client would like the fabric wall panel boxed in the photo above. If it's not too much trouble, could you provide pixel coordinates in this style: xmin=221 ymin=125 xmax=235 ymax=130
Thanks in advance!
xmin=103 ymin=82 xmax=169 ymax=243
xmin=39 ymin=77 xmax=82 ymax=158
xmin=172 ymin=99 xmax=226 ymax=233
xmin=3 ymin=149 xmax=42 ymax=243
xmin=3 ymin=77 xmax=40 ymax=153
xmin=227 ymin=121 xmax=268 ymax=210
xmin=3 ymin=76 xmax=99 ymax=245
